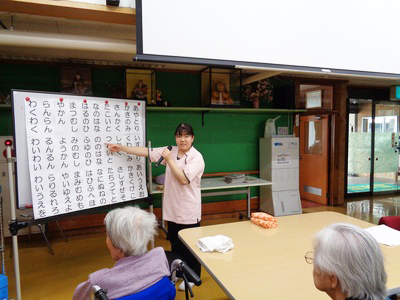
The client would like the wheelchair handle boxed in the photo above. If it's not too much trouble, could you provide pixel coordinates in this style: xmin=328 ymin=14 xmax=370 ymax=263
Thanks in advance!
xmin=171 ymin=259 xmax=202 ymax=286
xmin=93 ymin=285 xmax=109 ymax=300
xmin=180 ymin=261 xmax=202 ymax=286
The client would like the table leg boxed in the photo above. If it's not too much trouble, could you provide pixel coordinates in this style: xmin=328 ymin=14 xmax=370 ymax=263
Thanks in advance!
xmin=37 ymin=224 xmax=55 ymax=255
xmin=238 ymin=187 xmax=251 ymax=220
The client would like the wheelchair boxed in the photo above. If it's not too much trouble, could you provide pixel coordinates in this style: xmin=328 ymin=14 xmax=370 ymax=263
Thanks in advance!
xmin=93 ymin=252 xmax=202 ymax=300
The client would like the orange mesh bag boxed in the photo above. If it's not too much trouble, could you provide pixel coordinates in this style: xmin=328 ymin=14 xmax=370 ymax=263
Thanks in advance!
xmin=251 ymin=212 xmax=277 ymax=223
xmin=251 ymin=217 xmax=277 ymax=228
xmin=250 ymin=212 xmax=278 ymax=228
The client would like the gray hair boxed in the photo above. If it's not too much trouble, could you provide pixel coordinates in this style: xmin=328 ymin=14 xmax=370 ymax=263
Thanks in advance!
xmin=104 ymin=206 xmax=158 ymax=256
xmin=313 ymin=223 xmax=387 ymax=300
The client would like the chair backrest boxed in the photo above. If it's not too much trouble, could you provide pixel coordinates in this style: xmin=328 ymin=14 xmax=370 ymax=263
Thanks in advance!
xmin=116 ymin=276 xmax=176 ymax=300
xmin=378 ymin=216 xmax=400 ymax=231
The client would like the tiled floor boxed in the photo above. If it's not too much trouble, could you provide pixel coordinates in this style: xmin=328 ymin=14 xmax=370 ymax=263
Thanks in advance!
xmin=344 ymin=194 xmax=400 ymax=224
xmin=4 ymin=195 xmax=400 ymax=300
xmin=302 ymin=194 xmax=400 ymax=224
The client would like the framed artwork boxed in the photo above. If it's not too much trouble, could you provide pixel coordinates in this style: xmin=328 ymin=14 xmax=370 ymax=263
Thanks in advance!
xmin=298 ymin=83 xmax=333 ymax=109
xmin=126 ymin=69 xmax=155 ymax=105
xmin=306 ymin=90 xmax=322 ymax=108
xmin=61 ymin=66 xmax=93 ymax=95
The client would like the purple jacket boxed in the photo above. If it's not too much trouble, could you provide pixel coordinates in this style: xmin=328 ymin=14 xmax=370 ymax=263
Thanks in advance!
xmin=73 ymin=247 xmax=170 ymax=300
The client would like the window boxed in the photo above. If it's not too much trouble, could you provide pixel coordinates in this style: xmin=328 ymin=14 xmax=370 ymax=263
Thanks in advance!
xmin=362 ymin=116 xmax=397 ymax=133
xmin=304 ymin=120 xmax=322 ymax=155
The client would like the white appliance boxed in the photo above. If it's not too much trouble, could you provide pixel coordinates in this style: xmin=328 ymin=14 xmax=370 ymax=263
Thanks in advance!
xmin=259 ymin=137 xmax=302 ymax=216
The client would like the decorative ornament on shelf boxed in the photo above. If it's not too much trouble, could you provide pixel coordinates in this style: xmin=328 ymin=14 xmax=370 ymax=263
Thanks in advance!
xmin=242 ymin=79 xmax=273 ymax=108
xmin=156 ymin=89 xmax=164 ymax=106
xmin=211 ymin=81 xmax=234 ymax=105
xmin=132 ymin=79 xmax=149 ymax=102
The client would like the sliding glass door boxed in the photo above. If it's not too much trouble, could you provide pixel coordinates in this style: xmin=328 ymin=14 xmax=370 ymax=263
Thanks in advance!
xmin=373 ymin=103 xmax=400 ymax=192
xmin=347 ymin=100 xmax=400 ymax=195
xmin=347 ymin=100 xmax=372 ymax=194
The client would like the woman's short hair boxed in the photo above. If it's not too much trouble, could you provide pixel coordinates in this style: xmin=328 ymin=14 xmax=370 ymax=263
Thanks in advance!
xmin=104 ymin=206 xmax=158 ymax=256
xmin=313 ymin=223 xmax=387 ymax=300
xmin=175 ymin=123 xmax=194 ymax=137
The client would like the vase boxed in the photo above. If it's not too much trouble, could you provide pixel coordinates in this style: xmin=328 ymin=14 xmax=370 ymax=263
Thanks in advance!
xmin=252 ymin=98 xmax=260 ymax=109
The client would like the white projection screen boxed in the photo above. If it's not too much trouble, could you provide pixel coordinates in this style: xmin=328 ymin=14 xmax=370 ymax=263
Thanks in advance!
xmin=136 ymin=0 xmax=400 ymax=78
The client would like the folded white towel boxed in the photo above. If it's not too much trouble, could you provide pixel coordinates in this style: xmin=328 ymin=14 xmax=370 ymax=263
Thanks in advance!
xmin=196 ymin=235 xmax=234 ymax=253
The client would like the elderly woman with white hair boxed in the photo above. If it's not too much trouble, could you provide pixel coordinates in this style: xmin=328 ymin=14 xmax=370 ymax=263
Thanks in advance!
xmin=73 ymin=206 xmax=170 ymax=300
xmin=307 ymin=223 xmax=387 ymax=300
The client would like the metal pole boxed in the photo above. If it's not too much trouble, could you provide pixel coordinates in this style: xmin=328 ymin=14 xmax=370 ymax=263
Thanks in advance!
xmin=6 ymin=143 xmax=22 ymax=300
xmin=0 ymin=195 xmax=5 ymax=275
xmin=147 ymin=141 xmax=154 ymax=249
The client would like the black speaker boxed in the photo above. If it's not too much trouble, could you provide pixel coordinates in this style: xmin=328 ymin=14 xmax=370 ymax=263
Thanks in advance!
xmin=106 ymin=0 xmax=119 ymax=6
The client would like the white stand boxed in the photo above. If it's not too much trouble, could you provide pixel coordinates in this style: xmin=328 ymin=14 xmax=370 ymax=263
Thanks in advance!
xmin=6 ymin=144 xmax=22 ymax=300
xmin=259 ymin=137 xmax=302 ymax=216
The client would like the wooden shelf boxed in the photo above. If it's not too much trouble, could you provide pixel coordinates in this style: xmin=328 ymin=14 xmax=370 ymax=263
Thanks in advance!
xmin=146 ymin=107 xmax=306 ymax=113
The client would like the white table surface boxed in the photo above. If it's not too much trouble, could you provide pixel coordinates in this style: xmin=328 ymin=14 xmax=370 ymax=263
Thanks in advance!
xmin=179 ymin=211 xmax=400 ymax=300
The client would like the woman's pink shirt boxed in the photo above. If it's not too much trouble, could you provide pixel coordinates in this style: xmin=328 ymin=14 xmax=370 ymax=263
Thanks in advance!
xmin=149 ymin=146 xmax=204 ymax=224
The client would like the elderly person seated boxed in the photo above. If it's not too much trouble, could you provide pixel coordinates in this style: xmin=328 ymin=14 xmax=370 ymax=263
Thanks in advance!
xmin=73 ymin=206 xmax=170 ymax=300
xmin=307 ymin=223 xmax=387 ymax=300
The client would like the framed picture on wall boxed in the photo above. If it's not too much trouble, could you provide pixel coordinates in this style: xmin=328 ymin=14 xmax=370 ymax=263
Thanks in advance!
xmin=306 ymin=90 xmax=322 ymax=108
xmin=126 ymin=69 xmax=155 ymax=105
xmin=61 ymin=66 xmax=93 ymax=95
xmin=298 ymin=84 xmax=333 ymax=109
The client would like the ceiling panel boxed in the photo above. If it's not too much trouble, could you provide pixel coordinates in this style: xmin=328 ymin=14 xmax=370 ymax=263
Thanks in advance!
xmin=0 ymin=12 xmax=135 ymax=39
xmin=56 ymin=19 xmax=135 ymax=39
xmin=0 ymin=12 xmax=136 ymax=64
xmin=0 ymin=45 xmax=70 ymax=59
xmin=0 ymin=13 xmax=59 ymax=33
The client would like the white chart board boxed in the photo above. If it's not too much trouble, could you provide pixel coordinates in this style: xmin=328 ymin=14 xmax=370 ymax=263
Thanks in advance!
xmin=12 ymin=90 xmax=148 ymax=220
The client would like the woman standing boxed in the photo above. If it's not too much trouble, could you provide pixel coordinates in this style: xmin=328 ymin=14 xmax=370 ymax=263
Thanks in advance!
xmin=107 ymin=123 xmax=205 ymax=282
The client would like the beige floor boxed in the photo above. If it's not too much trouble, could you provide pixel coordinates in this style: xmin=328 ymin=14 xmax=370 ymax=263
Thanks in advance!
xmin=5 ymin=195 xmax=400 ymax=300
